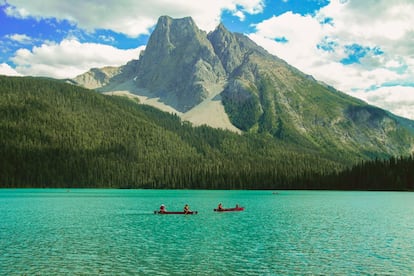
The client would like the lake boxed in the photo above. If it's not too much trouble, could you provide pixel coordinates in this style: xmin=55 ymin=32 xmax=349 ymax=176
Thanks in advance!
xmin=1 ymin=189 xmax=413 ymax=275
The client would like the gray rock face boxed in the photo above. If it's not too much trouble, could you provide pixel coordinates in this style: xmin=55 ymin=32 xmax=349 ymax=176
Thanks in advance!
xmin=135 ymin=16 xmax=226 ymax=112
xmin=73 ymin=67 xmax=121 ymax=90
xmin=207 ymin=23 xmax=244 ymax=74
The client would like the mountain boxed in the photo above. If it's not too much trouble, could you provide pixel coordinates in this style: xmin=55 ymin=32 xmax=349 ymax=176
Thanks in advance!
xmin=73 ymin=16 xmax=414 ymax=160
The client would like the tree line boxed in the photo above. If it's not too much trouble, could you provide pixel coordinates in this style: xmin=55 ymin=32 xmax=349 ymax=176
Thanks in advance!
xmin=0 ymin=76 xmax=411 ymax=190
xmin=314 ymin=155 xmax=414 ymax=191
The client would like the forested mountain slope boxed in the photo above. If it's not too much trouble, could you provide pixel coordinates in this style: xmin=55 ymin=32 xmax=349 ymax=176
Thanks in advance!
xmin=1 ymin=76 xmax=347 ymax=189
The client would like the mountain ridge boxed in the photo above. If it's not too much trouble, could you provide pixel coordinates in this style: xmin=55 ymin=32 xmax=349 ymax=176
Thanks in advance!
xmin=73 ymin=15 xmax=414 ymax=159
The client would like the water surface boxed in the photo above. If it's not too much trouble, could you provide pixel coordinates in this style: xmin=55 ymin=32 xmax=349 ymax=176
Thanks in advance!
xmin=1 ymin=189 xmax=413 ymax=274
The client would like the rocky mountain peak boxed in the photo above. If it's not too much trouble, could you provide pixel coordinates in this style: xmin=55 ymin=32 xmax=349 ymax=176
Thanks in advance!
xmin=151 ymin=16 xmax=199 ymax=51
xmin=134 ymin=16 xmax=225 ymax=112
xmin=207 ymin=22 xmax=244 ymax=74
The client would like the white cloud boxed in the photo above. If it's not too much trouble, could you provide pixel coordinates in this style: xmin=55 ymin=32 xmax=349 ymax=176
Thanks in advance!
xmin=233 ymin=10 xmax=246 ymax=21
xmin=6 ymin=33 xmax=32 ymax=44
xmin=249 ymin=0 xmax=414 ymax=119
xmin=250 ymin=12 xmax=328 ymax=72
xmin=4 ymin=0 xmax=264 ymax=36
xmin=0 ymin=63 xmax=22 ymax=76
xmin=11 ymin=39 xmax=144 ymax=79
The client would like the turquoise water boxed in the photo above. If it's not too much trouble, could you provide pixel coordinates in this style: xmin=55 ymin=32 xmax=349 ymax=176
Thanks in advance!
xmin=1 ymin=189 xmax=414 ymax=275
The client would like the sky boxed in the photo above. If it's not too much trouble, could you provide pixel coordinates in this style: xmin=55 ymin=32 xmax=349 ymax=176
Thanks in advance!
xmin=1 ymin=0 xmax=414 ymax=120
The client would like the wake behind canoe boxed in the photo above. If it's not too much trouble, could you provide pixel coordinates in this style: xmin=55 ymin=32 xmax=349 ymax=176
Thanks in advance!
xmin=154 ymin=211 xmax=198 ymax=215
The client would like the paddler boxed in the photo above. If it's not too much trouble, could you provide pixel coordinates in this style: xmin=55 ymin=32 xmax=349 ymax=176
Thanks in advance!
xmin=217 ymin=203 xmax=223 ymax=210
xmin=159 ymin=204 xmax=166 ymax=213
xmin=183 ymin=204 xmax=190 ymax=214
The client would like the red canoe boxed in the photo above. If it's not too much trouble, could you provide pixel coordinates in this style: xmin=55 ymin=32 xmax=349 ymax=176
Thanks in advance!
xmin=213 ymin=207 xmax=244 ymax=212
xmin=154 ymin=210 xmax=198 ymax=215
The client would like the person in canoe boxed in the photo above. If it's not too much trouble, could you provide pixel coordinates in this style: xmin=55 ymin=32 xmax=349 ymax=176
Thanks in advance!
xmin=183 ymin=204 xmax=190 ymax=214
xmin=217 ymin=203 xmax=223 ymax=210
xmin=159 ymin=204 xmax=166 ymax=213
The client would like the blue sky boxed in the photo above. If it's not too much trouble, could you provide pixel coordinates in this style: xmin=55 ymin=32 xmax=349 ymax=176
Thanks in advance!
xmin=1 ymin=0 xmax=414 ymax=119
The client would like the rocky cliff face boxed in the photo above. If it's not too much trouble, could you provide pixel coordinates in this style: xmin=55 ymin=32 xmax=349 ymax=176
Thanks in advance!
xmin=73 ymin=16 xmax=414 ymax=158
xmin=208 ymin=23 xmax=246 ymax=75
xmin=134 ymin=16 xmax=226 ymax=111
xmin=73 ymin=66 xmax=121 ymax=90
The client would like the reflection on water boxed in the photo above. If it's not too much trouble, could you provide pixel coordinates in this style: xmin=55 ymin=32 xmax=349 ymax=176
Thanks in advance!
xmin=1 ymin=189 xmax=413 ymax=274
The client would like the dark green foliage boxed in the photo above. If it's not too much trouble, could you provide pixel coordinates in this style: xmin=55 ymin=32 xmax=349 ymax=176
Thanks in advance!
xmin=221 ymin=81 xmax=262 ymax=131
xmin=0 ymin=76 xmax=348 ymax=189
xmin=1 ymin=76 xmax=412 ymax=190
xmin=313 ymin=155 xmax=414 ymax=191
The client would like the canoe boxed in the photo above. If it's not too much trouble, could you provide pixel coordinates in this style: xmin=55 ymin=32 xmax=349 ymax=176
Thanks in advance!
xmin=154 ymin=210 xmax=198 ymax=215
xmin=213 ymin=207 xmax=244 ymax=212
